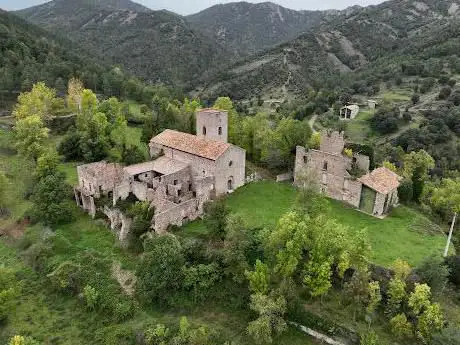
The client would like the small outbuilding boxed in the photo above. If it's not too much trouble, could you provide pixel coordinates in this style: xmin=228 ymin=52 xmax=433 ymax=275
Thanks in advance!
xmin=357 ymin=167 xmax=402 ymax=217
xmin=368 ymin=100 xmax=378 ymax=109
xmin=340 ymin=104 xmax=360 ymax=120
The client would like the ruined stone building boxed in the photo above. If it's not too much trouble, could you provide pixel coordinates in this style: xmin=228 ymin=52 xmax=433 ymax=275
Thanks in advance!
xmin=340 ymin=104 xmax=360 ymax=120
xmin=74 ymin=109 xmax=246 ymax=239
xmin=294 ymin=131 xmax=401 ymax=217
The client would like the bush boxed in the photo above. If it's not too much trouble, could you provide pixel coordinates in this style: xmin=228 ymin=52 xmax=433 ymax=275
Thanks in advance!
xmin=360 ymin=330 xmax=378 ymax=345
xmin=203 ymin=198 xmax=230 ymax=240
xmin=415 ymin=255 xmax=450 ymax=297
xmin=390 ymin=313 xmax=413 ymax=338
xmin=445 ymin=256 xmax=460 ymax=288
xmin=403 ymin=111 xmax=412 ymax=122
xmin=431 ymin=327 xmax=460 ymax=345
xmin=398 ymin=179 xmax=414 ymax=203
xmin=58 ymin=130 xmax=83 ymax=161
xmin=411 ymin=94 xmax=420 ymax=105
xmin=438 ymin=87 xmax=452 ymax=100
xmin=370 ymin=107 xmax=400 ymax=134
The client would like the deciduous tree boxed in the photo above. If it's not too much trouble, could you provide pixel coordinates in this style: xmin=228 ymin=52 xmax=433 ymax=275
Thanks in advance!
xmin=385 ymin=278 xmax=406 ymax=317
xmin=13 ymin=82 xmax=57 ymax=121
xmin=246 ymin=260 xmax=270 ymax=295
xmin=14 ymin=115 xmax=49 ymax=161
xmin=247 ymin=294 xmax=287 ymax=344
xmin=417 ymin=303 xmax=444 ymax=343
xmin=137 ymin=234 xmax=185 ymax=306
xmin=390 ymin=313 xmax=413 ymax=338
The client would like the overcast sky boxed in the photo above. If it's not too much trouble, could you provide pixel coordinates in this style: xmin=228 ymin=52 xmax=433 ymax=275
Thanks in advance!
xmin=1 ymin=0 xmax=384 ymax=14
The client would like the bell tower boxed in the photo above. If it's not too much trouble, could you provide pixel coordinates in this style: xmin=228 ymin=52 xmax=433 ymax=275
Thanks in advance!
xmin=196 ymin=108 xmax=228 ymax=143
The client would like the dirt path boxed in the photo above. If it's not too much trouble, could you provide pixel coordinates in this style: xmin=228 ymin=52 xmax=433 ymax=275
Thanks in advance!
xmin=309 ymin=114 xmax=318 ymax=132
xmin=0 ymin=219 xmax=28 ymax=239
xmin=112 ymin=262 xmax=136 ymax=296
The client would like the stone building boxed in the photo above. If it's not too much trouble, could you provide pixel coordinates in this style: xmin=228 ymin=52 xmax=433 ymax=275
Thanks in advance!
xmin=74 ymin=109 xmax=246 ymax=238
xmin=340 ymin=104 xmax=360 ymax=120
xmin=294 ymin=131 xmax=401 ymax=217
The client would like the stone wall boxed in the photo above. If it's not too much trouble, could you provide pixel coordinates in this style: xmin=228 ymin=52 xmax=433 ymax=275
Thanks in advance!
xmin=320 ymin=131 xmax=345 ymax=154
xmin=215 ymin=145 xmax=246 ymax=195
xmin=294 ymin=146 xmax=307 ymax=184
xmin=353 ymin=153 xmax=370 ymax=173
xmin=196 ymin=109 xmax=228 ymax=143
xmin=343 ymin=179 xmax=362 ymax=208
xmin=103 ymin=207 xmax=133 ymax=246
xmin=153 ymin=199 xmax=199 ymax=234
xmin=162 ymin=147 xmax=218 ymax=179
xmin=373 ymin=192 xmax=386 ymax=216
xmin=77 ymin=162 xmax=124 ymax=198
xmin=306 ymin=149 xmax=349 ymax=201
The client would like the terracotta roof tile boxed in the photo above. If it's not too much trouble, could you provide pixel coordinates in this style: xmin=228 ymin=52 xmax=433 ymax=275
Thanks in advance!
xmin=150 ymin=129 xmax=231 ymax=161
xmin=358 ymin=167 xmax=402 ymax=194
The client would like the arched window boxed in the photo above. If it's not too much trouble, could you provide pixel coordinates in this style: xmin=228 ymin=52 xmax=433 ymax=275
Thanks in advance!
xmin=202 ymin=126 xmax=207 ymax=135
xmin=323 ymin=161 xmax=328 ymax=171
xmin=218 ymin=127 xmax=222 ymax=135
xmin=229 ymin=161 xmax=233 ymax=167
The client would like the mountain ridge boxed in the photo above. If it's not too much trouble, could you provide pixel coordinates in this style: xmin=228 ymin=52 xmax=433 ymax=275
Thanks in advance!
xmin=16 ymin=0 xmax=227 ymax=88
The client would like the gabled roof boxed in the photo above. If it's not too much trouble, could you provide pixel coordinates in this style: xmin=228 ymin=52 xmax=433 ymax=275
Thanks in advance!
xmin=150 ymin=129 xmax=231 ymax=161
xmin=358 ymin=167 xmax=402 ymax=194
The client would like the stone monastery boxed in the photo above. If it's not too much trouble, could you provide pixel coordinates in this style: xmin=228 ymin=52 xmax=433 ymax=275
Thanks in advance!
xmin=74 ymin=109 xmax=246 ymax=240
xmin=295 ymin=131 xmax=401 ymax=217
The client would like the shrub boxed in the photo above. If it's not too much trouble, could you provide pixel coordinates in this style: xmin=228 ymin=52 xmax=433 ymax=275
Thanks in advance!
xmin=370 ymin=107 xmax=399 ymax=134
xmin=403 ymin=111 xmax=412 ymax=123
xmin=398 ymin=179 xmax=414 ymax=203
xmin=203 ymin=198 xmax=230 ymax=240
xmin=360 ymin=330 xmax=378 ymax=345
xmin=438 ymin=87 xmax=452 ymax=100
xmin=411 ymin=94 xmax=420 ymax=105
xmin=58 ymin=130 xmax=82 ymax=161
xmin=416 ymin=255 xmax=450 ymax=298
xmin=445 ymin=256 xmax=460 ymax=288
xmin=390 ymin=313 xmax=413 ymax=338
xmin=431 ymin=327 xmax=460 ymax=345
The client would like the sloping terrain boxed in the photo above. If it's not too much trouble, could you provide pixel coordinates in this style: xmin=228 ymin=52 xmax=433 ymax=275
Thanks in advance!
xmin=17 ymin=0 xmax=226 ymax=88
xmin=187 ymin=2 xmax=326 ymax=58
xmin=0 ymin=9 xmax=109 ymax=106
xmin=199 ymin=0 xmax=460 ymax=99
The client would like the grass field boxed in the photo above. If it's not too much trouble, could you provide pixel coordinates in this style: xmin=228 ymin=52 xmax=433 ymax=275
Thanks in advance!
xmin=182 ymin=181 xmax=447 ymax=267
xmin=345 ymin=109 xmax=375 ymax=143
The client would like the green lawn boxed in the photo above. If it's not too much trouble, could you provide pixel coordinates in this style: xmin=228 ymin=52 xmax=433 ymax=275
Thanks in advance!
xmin=183 ymin=181 xmax=447 ymax=267
xmin=381 ymin=89 xmax=412 ymax=102
xmin=345 ymin=109 xmax=375 ymax=143
xmin=329 ymin=200 xmax=447 ymax=266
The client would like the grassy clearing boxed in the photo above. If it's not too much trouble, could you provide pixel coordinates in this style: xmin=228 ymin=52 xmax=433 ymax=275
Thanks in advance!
xmin=182 ymin=181 xmax=447 ymax=267
xmin=329 ymin=200 xmax=447 ymax=266
xmin=381 ymin=88 xmax=412 ymax=102
xmin=345 ymin=109 xmax=375 ymax=143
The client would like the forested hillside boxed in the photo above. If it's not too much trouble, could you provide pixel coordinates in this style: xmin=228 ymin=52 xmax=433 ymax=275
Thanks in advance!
xmin=187 ymin=2 xmax=326 ymax=58
xmin=199 ymin=0 xmax=460 ymax=99
xmin=0 ymin=9 xmax=107 ymax=106
xmin=16 ymin=0 xmax=227 ymax=88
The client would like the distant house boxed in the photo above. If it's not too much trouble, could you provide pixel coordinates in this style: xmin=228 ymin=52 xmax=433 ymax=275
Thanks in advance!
xmin=368 ymin=100 xmax=378 ymax=109
xmin=340 ymin=104 xmax=360 ymax=120
xmin=294 ymin=131 xmax=402 ymax=218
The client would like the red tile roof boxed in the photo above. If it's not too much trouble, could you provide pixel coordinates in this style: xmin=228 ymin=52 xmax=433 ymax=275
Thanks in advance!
xmin=150 ymin=129 xmax=230 ymax=161
xmin=358 ymin=167 xmax=402 ymax=194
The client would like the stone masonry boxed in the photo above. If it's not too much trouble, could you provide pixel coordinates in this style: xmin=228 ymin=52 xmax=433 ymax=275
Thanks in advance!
xmin=75 ymin=109 xmax=246 ymax=237
xmin=294 ymin=131 xmax=400 ymax=217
